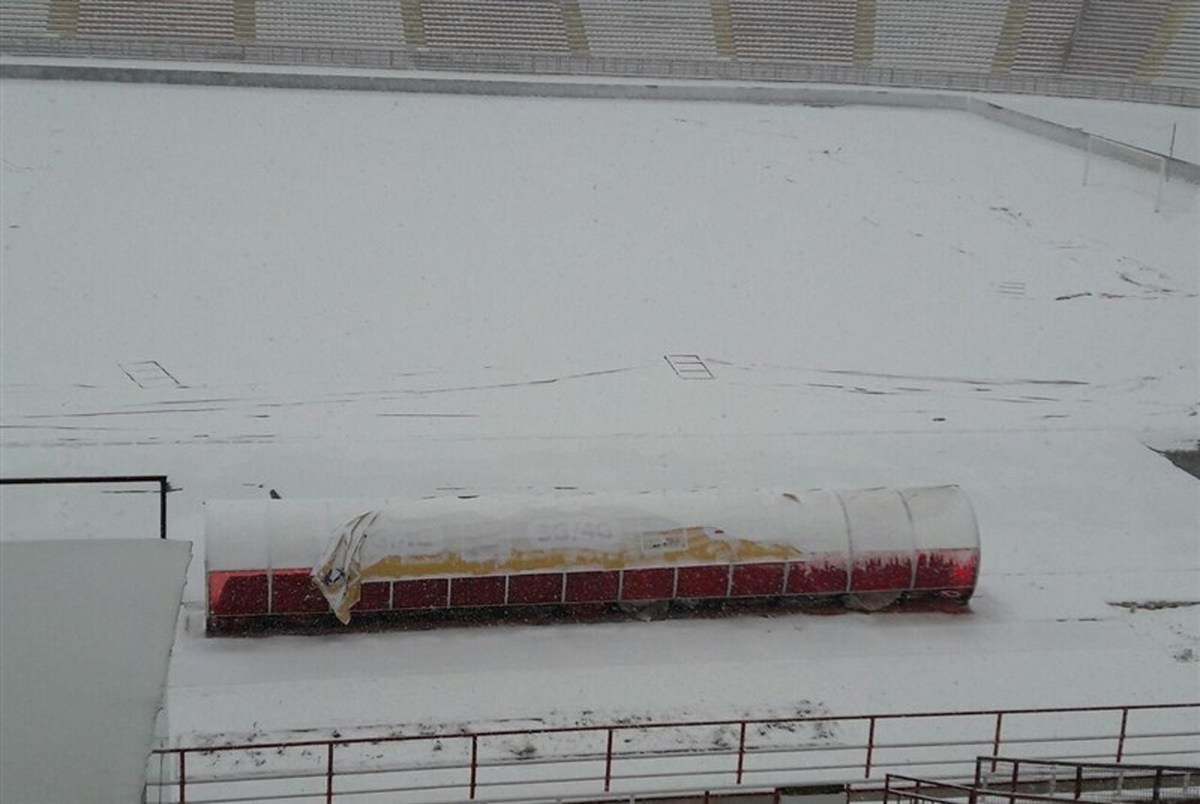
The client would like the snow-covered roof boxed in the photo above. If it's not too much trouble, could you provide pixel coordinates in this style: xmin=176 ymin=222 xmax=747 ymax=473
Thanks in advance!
xmin=0 ymin=539 xmax=191 ymax=804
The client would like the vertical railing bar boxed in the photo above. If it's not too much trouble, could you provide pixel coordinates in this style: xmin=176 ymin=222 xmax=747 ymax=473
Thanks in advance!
xmin=1116 ymin=707 xmax=1130 ymax=762
xmin=1153 ymin=767 xmax=1164 ymax=803
xmin=325 ymin=742 xmax=334 ymax=804
xmin=604 ymin=728 xmax=614 ymax=792
xmin=736 ymin=721 xmax=747 ymax=784
xmin=178 ymin=751 xmax=186 ymax=804
xmin=159 ymin=477 xmax=168 ymax=539
xmin=865 ymin=716 xmax=877 ymax=778
xmin=469 ymin=735 xmax=478 ymax=800
xmin=1074 ymin=765 xmax=1084 ymax=799
xmin=991 ymin=713 xmax=1004 ymax=772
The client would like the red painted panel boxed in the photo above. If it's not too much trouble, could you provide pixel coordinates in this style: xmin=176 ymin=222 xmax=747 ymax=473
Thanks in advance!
xmin=564 ymin=570 xmax=620 ymax=603
xmin=731 ymin=563 xmax=786 ymax=597
xmin=786 ymin=556 xmax=849 ymax=595
xmin=850 ymin=551 xmax=913 ymax=592
xmin=676 ymin=565 xmax=730 ymax=598
xmin=207 ymin=570 xmax=268 ymax=616
xmin=621 ymin=568 xmax=675 ymax=601
xmin=393 ymin=578 xmax=449 ymax=609
xmin=507 ymin=573 xmax=564 ymax=605
xmin=358 ymin=581 xmax=392 ymax=610
xmin=451 ymin=576 xmax=507 ymax=607
xmin=913 ymin=549 xmax=978 ymax=590
xmin=272 ymin=569 xmax=330 ymax=614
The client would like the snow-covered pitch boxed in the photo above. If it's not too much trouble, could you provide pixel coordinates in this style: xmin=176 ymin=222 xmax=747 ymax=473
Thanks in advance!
xmin=0 ymin=76 xmax=1196 ymax=753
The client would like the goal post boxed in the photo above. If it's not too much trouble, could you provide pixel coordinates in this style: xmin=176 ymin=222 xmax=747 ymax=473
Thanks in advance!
xmin=1082 ymin=133 xmax=1169 ymax=213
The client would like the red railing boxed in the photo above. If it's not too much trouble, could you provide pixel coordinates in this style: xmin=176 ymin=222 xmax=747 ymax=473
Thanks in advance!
xmin=144 ymin=703 xmax=1199 ymax=804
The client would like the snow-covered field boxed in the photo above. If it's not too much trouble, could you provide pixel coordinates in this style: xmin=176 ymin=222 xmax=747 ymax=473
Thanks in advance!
xmin=1 ymin=76 xmax=1197 ymax=769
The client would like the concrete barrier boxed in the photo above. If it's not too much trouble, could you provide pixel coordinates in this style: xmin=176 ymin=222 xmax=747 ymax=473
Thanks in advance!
xmin=1 ymin=61 xmax=1194 ymax=184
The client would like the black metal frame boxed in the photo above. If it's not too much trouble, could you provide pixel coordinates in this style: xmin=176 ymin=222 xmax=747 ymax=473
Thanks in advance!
xmin=0 ymin=475 xmax=171 ymax=539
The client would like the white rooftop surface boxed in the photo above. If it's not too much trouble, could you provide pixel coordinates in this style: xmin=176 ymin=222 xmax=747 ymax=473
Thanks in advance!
xmin=0 ymin=76 xmax=1197 ymax=757
xmin=0 ymin=539 xmax=191 ymax=804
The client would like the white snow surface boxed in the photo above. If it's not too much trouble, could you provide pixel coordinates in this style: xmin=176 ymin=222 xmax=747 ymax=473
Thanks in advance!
xmin=0 ymin=77 xmax=1198 ymax=753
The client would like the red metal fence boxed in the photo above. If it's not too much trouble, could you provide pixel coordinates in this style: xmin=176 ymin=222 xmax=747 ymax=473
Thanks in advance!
xmin=144 ymin=703 xmax=1199 ymax=804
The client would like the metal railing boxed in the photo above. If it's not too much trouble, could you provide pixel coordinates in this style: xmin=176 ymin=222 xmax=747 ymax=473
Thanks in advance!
xmin=1 ymin=35 xmax=1197 ymax=106
xmin=0 ymin=474 xmax=171 ymax=539
xmin=974 ymin=757 xmax=1200 ymax=803
xmin=885 ymin=773 xmax=1083 ymax=804
xmin=144 ymin=703 xmax=1200 ymax=804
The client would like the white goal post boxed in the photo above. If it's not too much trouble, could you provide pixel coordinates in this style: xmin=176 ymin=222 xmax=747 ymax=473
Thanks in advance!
xmin=1083 ymin=134 xmax=1169 ymax=212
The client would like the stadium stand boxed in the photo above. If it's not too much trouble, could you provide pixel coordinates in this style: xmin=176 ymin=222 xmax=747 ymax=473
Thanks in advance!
xmin=728 ymin=0 xmax=858 ymax=64
xmin=1 ymin=0 xmax=1196 ymax=98
xmin=75 ymin=0 xmax=237 ymax=41
xmin=255 ymin=0 xmax=405 ymax=49
xmin=418 ymin=0 xmax=571 ymax=53
xmin=1066 ymin=0 xmax=1167 ymax=78
xmin=578 ymin=0 xmax=719 ymax=60
xmin=1003 ymin=0 xmax=1083 ymax=75
xmin=0 ymin=0 xmax=51 ymax=36
xmin=1149 ymin=1 xmax=1200 ymax=84
xmin=873 ymin=0 xmax=1007 ymax=72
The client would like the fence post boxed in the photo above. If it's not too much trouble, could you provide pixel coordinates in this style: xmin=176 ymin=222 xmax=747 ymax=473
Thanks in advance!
xmin=1153 ymin=768 xmax=1164 ymax=803
xmin=469 ymin=735 xmax=478 ymax=800
xmin=159 ymin=477 xmax=169 ymax=539
xmin=604 ymin=728 xmax=615 ymax=792
xmin=991 ymin=713 xmax=1004 ymax=772
xmin=865 ymin=717 xmax=877 ymax=778
xmin=178 ymin=752 xmax=186 ymax=804
xmin=326 ymin=742 xmax=334 ymax=804
xmin=736 ymin=722 xmax=747 ymax=784
xmin=1116 ymin=708 xmax=1129 ymax=762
